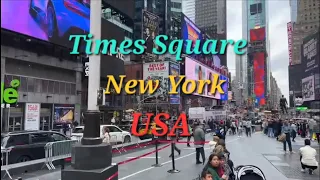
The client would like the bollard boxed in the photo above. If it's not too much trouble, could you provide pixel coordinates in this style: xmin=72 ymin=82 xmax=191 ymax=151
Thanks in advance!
xmin=167 ymin=141 xmax=180 ymax=173
xmin=152 ymin=138 xmax=162 ymax=167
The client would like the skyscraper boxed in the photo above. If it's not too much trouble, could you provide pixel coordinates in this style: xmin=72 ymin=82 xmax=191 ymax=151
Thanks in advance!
xmin=182 ymin=0 xmax=195 ymax=22
xmin=242 ymin=0 xmax=270 ymax=108
xmin=290 ymin=0 xmax=320 ymax=65
xmin=195 ymin=0 xmax=227 ymax=66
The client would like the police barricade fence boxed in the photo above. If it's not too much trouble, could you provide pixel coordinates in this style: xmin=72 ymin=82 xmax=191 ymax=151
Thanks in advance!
xmin=1 ymin=148 xmax=13 ymax=179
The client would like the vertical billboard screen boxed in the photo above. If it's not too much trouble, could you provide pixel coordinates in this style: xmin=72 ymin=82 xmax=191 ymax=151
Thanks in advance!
xmin=301 ymin=31 xmax=319 ymax=74
xmin=1 ymin=0 xmax=90 ymax=48
xmin=142 ymin=10 xmax=160 ymax=54
xmin=143 ymin=62 xmax=169 ymax=103
xmin=169 ymin=62 xmax=180 ymax=104
xmin=253 ymin=52 xmax=265 ymax=106
xmin=287 ymin=22 xmax=293 ymax=66
xmin=185 ymin=57 xmax=228 ymax=99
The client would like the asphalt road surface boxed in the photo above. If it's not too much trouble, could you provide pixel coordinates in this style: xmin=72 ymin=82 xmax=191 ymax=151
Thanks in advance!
xmin=5 ymin=133 xmax=319 ymax=180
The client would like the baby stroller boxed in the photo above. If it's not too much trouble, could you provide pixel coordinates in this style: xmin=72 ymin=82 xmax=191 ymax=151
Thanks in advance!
xmin=235 ymin=165 xmax=266 ymax=180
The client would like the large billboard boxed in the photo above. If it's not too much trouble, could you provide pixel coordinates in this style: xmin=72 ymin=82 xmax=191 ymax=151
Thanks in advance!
xmin=302 ymin=75 xmax=315 ymax=102
xmin=185 ymin=57 xmax=228 ymax=100
xmin=301 ymin=31 xmax=319 ymax=74
xmin=248 ymin=0 xmax=266 ymax=29
xmin=1 ymin=0 xmax=90 ymax=48
xmin=287 ymin=22 xmax=293 ymax=66
xmin=249 ymin=27 xmax=266 ymax=41
xmin=169 ymin=62 xmax=180 ymax=104
xmin=142 ymin=10 xmax=159 ymax=56
xmin=253 ymin=52 xmax=266 ymax=106
xmin=143 ymin=62 xmax=169 ymax=103
xmin=181 ymin=14 xmax=202 ymax=53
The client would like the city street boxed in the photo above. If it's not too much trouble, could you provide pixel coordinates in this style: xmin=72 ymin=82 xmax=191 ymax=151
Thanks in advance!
xmin=6 ymin=133 xmax=319 ymax=180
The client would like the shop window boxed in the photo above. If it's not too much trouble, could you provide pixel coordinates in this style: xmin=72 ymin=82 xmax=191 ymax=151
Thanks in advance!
xmin=42 ymin=80 xmax=48 ymax=94
xmin=4 ymin=75 xmax=12 ymax=87
xmin=27 ymin=77 xmax=35 ymax=92
xmin=34 ymin=79 xmax=42 ymax=93
xmin=65 ymin=83 xmax=71 ymax=95
xmin=54 ymin=81 xmax=59 ymax=94
xmin=59 ymin=82 xmax=66 ymax=94
xmin=48 ymin=81 xmax=54 ymax=94
xmin=20 ymin=77 xmax=28 ymax=92
xmin=70 ymin=84 xmax=76 ymax=95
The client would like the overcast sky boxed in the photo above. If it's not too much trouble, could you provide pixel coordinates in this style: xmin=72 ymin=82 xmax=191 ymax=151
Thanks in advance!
xmin=226 ymin=0 xmax=290 ymax=100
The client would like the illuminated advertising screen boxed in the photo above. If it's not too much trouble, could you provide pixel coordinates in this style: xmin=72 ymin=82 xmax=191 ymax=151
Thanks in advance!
xmin=1 ymin=0 xmax=90 ymax=48
xmin=142 ymin=10 xmax=160 ymax=54
xmin=253 ymin=52 xmax=265 ymax=106
xmin=249 ymin=27 xmax=266 ymax=41
xmin=185 ymin=57 xmax=227 ymax=99
xmin=181 ymin=14 xmax=203 ymax=54
xmin=169 ymin=62 xmax=180 ymax=104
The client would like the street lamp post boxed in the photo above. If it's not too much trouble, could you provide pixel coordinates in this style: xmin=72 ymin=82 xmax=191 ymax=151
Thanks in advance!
xmin=62 ymin=1 xmax=118 ymax=179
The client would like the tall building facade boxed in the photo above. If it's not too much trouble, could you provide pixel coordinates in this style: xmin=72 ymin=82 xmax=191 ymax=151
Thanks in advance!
xmin=290 ymin=0 xmax=320 ymax=65
xmin=182 ymin=0 xmax=195 ymax=22
xmin=133 ymin=0 xmax=172 ymax=41
xmin=195 ymin=0 xmax=227 ymax=66
xmin=242 ymin=0 xmax=270 ymax=108
xmin=270 ymin=73 xmax=281 ymax=109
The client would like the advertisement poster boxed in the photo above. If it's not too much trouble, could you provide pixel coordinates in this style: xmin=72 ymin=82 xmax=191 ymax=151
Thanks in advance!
xmin=247 ymin=0 xmax=266 ymax=30
xmin=287 ymin=22 xmax=293 ymax=66
xmin=143 ymin=62 xmax=169 ymax=103
xmin=142 ymin=10 xmax=159 ymax=55
xmin=54 ymin=106 xmax=75 ymax=123
xmin=169 ymin=62 xmax=180 ymax=104
xmin=253 ymin=52 xmax=266 ymax=105
xmin=220 ymin=75 xmax=229 ymax=101
xmin=185 ymin=57 xmax=227 ymax=99
xmin=181 ymin=14 xmax=202 ymax=54
xmin=302 ymin=75 xmax=315 ymax=102
xmin=24 ymin=103 xmax=40 ymax=130
xmin=302 ymin=31 xmax=319 ymax=74
xmin=1 ymin=0 xmax=90 ymax=48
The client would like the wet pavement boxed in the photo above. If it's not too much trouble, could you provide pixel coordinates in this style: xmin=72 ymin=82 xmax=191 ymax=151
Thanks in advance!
xmin=3 ymin=133 xmax=319 ymax=180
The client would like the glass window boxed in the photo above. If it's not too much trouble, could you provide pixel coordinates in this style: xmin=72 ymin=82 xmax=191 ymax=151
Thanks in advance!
xmin=34 ymin=79 xmax=41 ymax=93
xmin=59 ymin=82 xmax=66 ymax=94
xmin=27 ymin=77 xmax=35 ymax=92
xmin=50 ymin=133 xmax=67 ymax=141
xmin=48 ymin=81 xmax=54 ymax=94
xmin=54 ymin=81 xmax=59 ymax=94
xmin=7 ymin=134 xmax=29 ymax=147
xmin=70 ymin=84 xmax=76 ymax=95
xmin=250 ymin=4 xmax=257 ymax=15
xmin=20 ymin=76 xmax=28 ymax=92
xmin=65 ymin=83 xmax=71 ymax=95
xmin=30 ymin=133 xmax=50 ymax=143
xmin=108 ymin=126 xmax=121 ymax=132
xmin=42 ymin=80 xmax=48 ymax=93
xmin=4 ymin=75 xmax=12 ymax=87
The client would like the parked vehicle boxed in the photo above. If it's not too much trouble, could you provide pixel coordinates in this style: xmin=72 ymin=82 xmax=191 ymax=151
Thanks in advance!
xmin=1 ymin=130 xmax=69 ymax=164
xmin=71 ymin=125 xmax=132 ymax=144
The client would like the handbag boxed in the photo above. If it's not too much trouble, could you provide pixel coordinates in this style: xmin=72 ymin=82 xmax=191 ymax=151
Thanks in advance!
xmin=278 ymin=133 xmax=286 ymax=142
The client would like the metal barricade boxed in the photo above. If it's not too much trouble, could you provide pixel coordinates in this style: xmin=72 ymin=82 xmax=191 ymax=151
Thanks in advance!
xmin=1 ymin=148 xmax=12 ymax=179
xmin=44 ymin=140 xmax=78 ymax=170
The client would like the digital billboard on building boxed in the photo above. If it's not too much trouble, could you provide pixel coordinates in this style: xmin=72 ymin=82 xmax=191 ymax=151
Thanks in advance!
xmin=1 ymin=0 xmax=90 ymax=48
xmin=253 ymin=52 xmax=266 ymax=106
xmin=287 ymin=22 xmax=293 ymax=66
xmin=301 ymin=31 xmax=319 ymax=75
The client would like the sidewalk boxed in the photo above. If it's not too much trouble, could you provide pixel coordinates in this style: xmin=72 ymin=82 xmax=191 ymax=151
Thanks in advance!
xmin=259 ymin=134 xmax=319 ymax=180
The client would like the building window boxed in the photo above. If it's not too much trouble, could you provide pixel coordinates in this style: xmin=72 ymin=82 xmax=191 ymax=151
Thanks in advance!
xmin=27 ymin=78 xmax=34 ymax=92
xmin=54 ymin=81 xmax=59 ymax=94
xmin=20 ymin=77 xmax=28 ymax=92
xmin=59 ymin=82 xmax=66 ymax=94
xmin=34 ymin=79 xmax=41 ymax=93
xmin=48 ymin=81 xmax=54 ymax=94
xmin=42 ymin=80 xmax=48 ymax=94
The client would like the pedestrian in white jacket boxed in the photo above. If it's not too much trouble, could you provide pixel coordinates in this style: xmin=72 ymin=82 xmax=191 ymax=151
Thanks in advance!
xmin=300 ymin=139 xmax=318 ymax=175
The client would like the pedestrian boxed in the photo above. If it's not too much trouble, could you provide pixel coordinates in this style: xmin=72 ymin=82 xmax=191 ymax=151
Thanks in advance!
xmin=204 ymin=153 xmax=228 ymax=180
xmin=245 ymin=120 xmax=251 ymax=137
xmin=102 ymin=127 xmax=111 ymax=144
xmin=169 ymin=121 xmax=181 ymax=158
xmin=209 ymin=136 xmax=220 ymax=150
xmin=267 ymin=120 xmax=273 ymax=137
xmin=282 ymin=120 xmax=293 ymax=153
xmin=300 ymin=139 xmax=318 ymax=175
xmin=187 ymin=121 xmax=193 ymax=147
xmin=194 ymin=121 xmax=206 ymax=164
xmin=200 ymin=170 xmax=213 ymax=180
xmin=308 ymin=120 xmax=316 ymax=141
xmin=290 ymin=121 xmax=297 ymax=142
